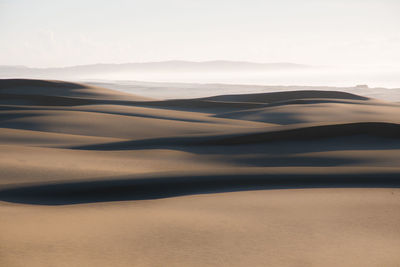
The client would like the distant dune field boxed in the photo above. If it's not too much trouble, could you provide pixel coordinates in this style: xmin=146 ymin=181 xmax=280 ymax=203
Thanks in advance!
xmin=1 ymin=79 xmax=400 ymax=267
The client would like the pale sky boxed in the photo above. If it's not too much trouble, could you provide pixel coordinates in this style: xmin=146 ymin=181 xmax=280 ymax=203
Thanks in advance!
xmin=1 ymin=0 xmax=399 ymax=68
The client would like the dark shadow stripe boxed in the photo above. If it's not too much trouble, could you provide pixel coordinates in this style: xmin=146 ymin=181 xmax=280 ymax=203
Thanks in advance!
xmin=1 ymin=173 xmax=399 ymax=205
xmin=72 ymin=122 xmax=400 ymax=151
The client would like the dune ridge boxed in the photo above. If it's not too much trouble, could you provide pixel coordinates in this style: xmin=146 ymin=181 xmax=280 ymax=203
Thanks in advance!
xmin=1 ymin=78 xmax=400 ymax=191
xmin=200 ymin=90 xmax=369 ymax=103
xmin=70 ymin=122 xmax=400 ymax=151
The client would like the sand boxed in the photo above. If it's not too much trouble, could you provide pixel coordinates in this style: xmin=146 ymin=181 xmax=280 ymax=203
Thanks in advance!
xmin=1 ymin=79 xmax=400 ymax=266
xmin=1 ymin=189 xmax=400 ymax=267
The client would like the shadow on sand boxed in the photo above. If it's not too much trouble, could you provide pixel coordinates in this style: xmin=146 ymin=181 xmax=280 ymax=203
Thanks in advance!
xmin=1 ymin=173 xmax=400 ymax=205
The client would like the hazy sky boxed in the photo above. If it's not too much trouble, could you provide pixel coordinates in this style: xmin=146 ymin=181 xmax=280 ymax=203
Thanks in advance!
xmin=1 ymin=0 xmax=399 ymax=68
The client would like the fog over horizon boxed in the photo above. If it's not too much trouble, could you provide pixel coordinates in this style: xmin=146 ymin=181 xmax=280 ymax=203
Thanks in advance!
xmin=1 ymin=0 xmax=400 ymax=87
xmin=1 ymin=60 xmax=400 ymax=89
xmin=1 ymin=0 xmax=399 ymax=69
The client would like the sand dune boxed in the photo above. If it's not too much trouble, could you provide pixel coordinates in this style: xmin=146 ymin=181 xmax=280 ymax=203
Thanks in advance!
xmin=1 ymin=78 xmax=400 ymax=266
xmin=200 ymin=90 xmax=369 ymax=103
xmin=216 ymin=100 xmax=400 ymax=125
xmin=0 ymin=79 xmax=152 ymax=100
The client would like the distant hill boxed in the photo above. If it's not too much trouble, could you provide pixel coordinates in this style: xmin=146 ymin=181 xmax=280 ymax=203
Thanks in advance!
xmin=0 ymin=61 xmax=310 ymax=79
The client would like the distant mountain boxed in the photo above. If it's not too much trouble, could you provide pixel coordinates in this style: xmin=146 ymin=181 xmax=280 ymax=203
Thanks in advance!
xmin=0 ymin=61 xmax=310 ymax=79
